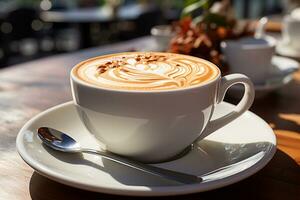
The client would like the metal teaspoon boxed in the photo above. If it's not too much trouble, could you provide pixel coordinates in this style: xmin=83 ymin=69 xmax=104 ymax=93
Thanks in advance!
xmin=37 ymin=127 xmax=202 ymax=184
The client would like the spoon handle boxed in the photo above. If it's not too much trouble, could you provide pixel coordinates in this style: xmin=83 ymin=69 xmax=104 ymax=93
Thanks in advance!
xmin=81 ymin=148 xmax=202 ymax=184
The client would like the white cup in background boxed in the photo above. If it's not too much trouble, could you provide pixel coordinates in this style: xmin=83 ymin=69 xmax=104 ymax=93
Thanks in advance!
xmin=221 ymin=36 xmax=277 ymax=84
xmin=151 ymin=25 xmax=174 ymax=51
xmin=282 ymin=8 xmax=300 ymax=50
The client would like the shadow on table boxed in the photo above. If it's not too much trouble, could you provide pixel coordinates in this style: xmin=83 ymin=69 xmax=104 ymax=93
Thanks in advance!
xmin=29 ymin=149 xmax=300 ymax=200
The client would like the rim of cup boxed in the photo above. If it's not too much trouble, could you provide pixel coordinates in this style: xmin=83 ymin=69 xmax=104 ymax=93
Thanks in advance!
xmin=221 ymin=36 xmax=277 ymax=50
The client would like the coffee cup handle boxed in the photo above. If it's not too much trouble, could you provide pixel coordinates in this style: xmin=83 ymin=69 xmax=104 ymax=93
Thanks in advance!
xmin=195 ymin=74 xmax=255 ymax=142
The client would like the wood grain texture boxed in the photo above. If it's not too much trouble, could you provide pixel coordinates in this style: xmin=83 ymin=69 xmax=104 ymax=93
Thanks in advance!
xmin=0 ymin=36 xmax=299 ymax=200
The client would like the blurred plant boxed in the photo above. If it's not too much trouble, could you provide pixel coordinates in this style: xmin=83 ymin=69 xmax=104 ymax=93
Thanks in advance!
xmin=169 ymin=0 xmax=250 ymax=71
xmin=182 ymin=0 xmax=212 ymax=17
xmin=98 ymin=0 xmax=106 ymax=6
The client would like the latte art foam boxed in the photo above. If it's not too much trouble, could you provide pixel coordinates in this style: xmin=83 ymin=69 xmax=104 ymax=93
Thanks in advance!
xmin=74 ymin=52 xmax=219 ymax=91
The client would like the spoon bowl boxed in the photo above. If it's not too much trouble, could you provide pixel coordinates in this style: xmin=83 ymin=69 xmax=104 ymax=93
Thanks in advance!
xmin=38 ymin=127 xmax=81 ymax=152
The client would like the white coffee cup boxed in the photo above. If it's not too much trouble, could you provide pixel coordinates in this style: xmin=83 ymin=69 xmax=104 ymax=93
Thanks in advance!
xmin=151 ymin=25 xmax=174 ymax=51
xmin=71 ymin=53 xmax=255 ymax=163
xmin=282 ymin=8 xmax=300 ymax=50
xmin=221 ymin=36 xmax=277 ymax=84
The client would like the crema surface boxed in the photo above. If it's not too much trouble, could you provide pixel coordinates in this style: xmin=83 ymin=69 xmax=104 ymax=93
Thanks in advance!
xmin=74 ymin=52 xmax=219 ymax=91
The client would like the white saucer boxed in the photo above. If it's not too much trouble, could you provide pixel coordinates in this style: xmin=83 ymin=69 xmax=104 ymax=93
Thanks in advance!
xmin=16 ymin=101 xmax=276 ymax=196
xmin=228 ymin=56 xmax=299 ymax=99
xmin=276 ymin=41 xmax=300 ymax=59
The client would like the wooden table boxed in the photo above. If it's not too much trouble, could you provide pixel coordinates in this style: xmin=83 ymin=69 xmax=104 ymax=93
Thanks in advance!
xmin=0 ymin=36 xmax=299 ymax=200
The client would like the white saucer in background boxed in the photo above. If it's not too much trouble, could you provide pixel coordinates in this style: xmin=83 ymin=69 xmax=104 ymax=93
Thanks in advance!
xmin=16 ymin=101 xmax=276 ymax=196
xmin=276 ymin=41 xmax=300 ymax=59
xmin=228 ymin=56 xmax=299 ymax=99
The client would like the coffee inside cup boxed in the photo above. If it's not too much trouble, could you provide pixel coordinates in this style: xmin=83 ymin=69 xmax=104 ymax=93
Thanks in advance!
xmin=74 ymin=52 xmax=219 ymax=91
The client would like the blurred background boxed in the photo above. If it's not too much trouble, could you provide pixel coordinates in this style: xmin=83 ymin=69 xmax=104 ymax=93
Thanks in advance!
xmin=0 ymin=0 xmax=297 ymax=68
